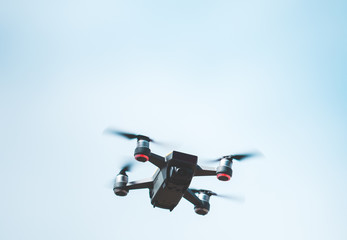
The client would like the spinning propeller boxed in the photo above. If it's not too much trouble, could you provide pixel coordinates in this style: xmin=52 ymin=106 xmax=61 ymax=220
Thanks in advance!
xmin=105 ymin=128 xmax=169 ymax=161
xmin=118 ymin=162 xmax=134 ymax=175
xmin=190 ymin=188 xmax=244 ymax=202
xmin=105 ymin=128 xmax=159 ymax=144
xmin=207 ymin=151 xmax=261 ymax=162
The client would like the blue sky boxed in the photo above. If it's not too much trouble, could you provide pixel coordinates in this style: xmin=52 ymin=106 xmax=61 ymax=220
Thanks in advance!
xmin=1 ymin=1 xmax=346 ymax=239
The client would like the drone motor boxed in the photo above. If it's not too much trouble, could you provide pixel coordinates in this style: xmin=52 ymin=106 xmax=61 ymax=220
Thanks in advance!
xmin=216 ymin=158 xmax=233 ymax=181
xmin=194 ymin=191 xmax=211 ymax=215
xmin=113 ymin=163 xmax=133 ymax=196
xmin=113 ymin=173 xmax=129 ymax=196
xmin=134 ymin=138 xmax=151 ymax=162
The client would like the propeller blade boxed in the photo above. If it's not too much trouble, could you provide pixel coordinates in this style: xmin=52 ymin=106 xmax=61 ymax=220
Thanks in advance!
xmin=205 ymin=158 xmax=223 ymax=163
xmin=189 ymin=188 xmax=244 ymax=202
xmin=190 ymin=188 xmax=200 ymax=193
xmin=189 ymin=188 xmax=216 ymax=195
xmin=104 ymin=129 xmax=139 ymax=140
xmin=215 ymin=194 xmax=245 ymax=202
xmin=104 ymin=128 xmax=159 ymax=143
xmin=204 ymin=151 xmax=262 ymax=163
xmin=232 ymin=153 xmax=257 ymax=161
xmin=119 ymin=162 xmax=134 ymax=175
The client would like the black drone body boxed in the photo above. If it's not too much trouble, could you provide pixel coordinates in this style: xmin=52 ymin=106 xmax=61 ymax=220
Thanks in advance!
xmin=107 ymin=129 xmax=256 ymax=215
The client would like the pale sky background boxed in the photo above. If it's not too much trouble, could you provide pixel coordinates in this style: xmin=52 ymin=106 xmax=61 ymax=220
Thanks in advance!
xmin=1 ymin=1 xmax=346 ymax=240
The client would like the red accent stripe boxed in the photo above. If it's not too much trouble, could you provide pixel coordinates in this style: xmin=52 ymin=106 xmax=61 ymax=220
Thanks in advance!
xmin=134 ymin=154 xmax=149 ymax=161
xmin=217 ymin=173 xmax=231 ymax=181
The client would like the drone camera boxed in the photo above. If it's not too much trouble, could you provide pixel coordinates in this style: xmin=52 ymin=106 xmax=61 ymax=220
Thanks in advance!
xmin=134 ymin=139 xmax=151 ymax=162
xmin=113 ymin=174 xmax=129 ymax=196
xmin=194 ymin=192 xmax=211 ymax=215
xmin=216 ymin=158 xmax=233 ymax=181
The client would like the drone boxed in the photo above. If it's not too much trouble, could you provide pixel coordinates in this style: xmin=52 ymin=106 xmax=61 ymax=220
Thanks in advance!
xmin=106 ymin=129 xmax=257 ymax=215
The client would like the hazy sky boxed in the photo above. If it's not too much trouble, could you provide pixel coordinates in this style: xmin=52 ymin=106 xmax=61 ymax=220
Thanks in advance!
xmin=1 ymin=1 xmax=346 ymax=240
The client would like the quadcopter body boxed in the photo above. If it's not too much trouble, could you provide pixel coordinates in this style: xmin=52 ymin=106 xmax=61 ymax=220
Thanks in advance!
xmin=108 ymin=129 xmax=256 ymax=215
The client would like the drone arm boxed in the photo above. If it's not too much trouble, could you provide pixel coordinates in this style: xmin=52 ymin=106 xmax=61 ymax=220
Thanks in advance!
xmin=194 ymin=165 xmax=217 ymax=177
xmin=183 ymin=189 xmax=203 ymax=206
xmin=126 ymin=177 xmax=154 ymax=190
xmin=148 ymin=153 xmax=166 ymax=169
